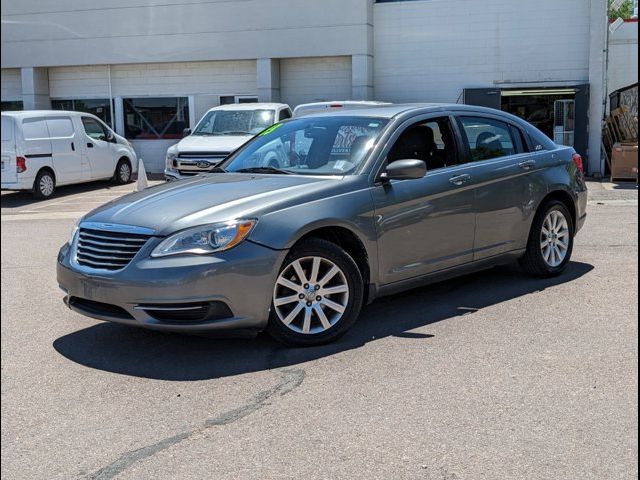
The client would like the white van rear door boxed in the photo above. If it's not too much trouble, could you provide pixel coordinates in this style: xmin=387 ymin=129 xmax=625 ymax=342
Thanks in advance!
xmin=45 ymin=116 xmax=87 ymax=184
xmin=1 ymin=116 xmax=17 ymax=183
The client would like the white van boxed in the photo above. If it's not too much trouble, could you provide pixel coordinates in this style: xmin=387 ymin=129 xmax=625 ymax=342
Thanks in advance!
xmin=1 ymin=111 xmax=137 ymax=198
xmin=292 ymin=101 xmax=393 ymax=118
xmin=164 ymin=103 xmax=291 ymax=181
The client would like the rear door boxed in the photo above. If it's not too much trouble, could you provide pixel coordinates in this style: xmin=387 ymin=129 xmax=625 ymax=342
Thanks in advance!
xmin=45 ymin=116 xmax=87 ymax=184
xmin=80 ymin=116 xmax=116 ymax=179
xmin=455 ymin=115 xmax=537 ymax=259
xmin=1 ymin=116 xmax=17 ymax=183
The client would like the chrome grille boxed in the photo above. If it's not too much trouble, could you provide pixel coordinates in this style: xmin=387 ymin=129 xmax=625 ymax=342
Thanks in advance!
xmin=75 ymin=227 xmax=152 ymax=271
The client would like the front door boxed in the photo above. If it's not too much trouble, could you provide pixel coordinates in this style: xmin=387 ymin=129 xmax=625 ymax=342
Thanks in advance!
xmin=81 ymin=116 xmax=115 ymax=179
xmin=371 ymin=115 xmax=476 ymax=285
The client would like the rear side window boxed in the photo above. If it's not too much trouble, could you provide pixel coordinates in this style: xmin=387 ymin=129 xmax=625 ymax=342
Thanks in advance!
xmin=458 ymin=116 xmax=516 ymax=162
xmin=1 ymin=117 xmax=14 ymax=141
xmin=22 ymin=118 xmax=50 ymax=140
xmin=46 ymin=117 xmax=75 ymax=138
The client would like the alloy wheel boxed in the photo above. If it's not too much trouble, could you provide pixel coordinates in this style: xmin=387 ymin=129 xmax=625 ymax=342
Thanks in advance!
xmin=540 ymin=210 xmax=570 ymax=267
xmin=273 ymin=256 xmax=350 ymax=334
xmin=119 ymin=162 xmax=132 ymax=182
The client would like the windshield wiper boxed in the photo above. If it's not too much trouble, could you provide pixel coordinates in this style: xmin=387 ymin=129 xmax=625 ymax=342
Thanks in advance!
xmin=220 ymin=131 xmax=251 ymax=136
xmin=235 ymin=166 xmax=292 ymax=175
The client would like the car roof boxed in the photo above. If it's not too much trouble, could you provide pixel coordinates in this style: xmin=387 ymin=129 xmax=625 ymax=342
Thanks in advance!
xmin=299 ymin=103 xmax=530 ymax=122
xmin=207 ymin=103 xmax=289 ymax=112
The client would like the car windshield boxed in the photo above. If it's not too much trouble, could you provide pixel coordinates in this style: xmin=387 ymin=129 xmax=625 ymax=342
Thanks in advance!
xmin=221 ymin=116 xmax=389 ymax=176
xmin=192 ymin=109 xmax=275 ymax=136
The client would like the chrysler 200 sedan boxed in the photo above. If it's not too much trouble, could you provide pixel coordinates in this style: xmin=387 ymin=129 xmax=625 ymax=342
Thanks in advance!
xmin=57 ymin=104 xmax=587 ymax=346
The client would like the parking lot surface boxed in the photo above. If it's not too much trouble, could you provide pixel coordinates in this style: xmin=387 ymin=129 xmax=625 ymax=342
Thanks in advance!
xmin=1 ymin=180 xmax=637 ymax=480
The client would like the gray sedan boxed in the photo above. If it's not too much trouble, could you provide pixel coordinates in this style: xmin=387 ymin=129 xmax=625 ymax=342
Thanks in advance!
xmin=57 ymin=104 xmax=587 ymax=346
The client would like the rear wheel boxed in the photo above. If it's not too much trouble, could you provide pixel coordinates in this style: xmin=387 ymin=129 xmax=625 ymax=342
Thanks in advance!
xmin=32 ymin=170 xmax=55 ymax=199
xmin=114 ymin=158 xmax=132 ymax=184
xmin=266 ymin=238 xmax=364 ymax=347
xmin=519 ymin=200 xmax=574 ymax=277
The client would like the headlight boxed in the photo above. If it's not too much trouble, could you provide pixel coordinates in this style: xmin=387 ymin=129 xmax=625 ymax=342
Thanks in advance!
xmin=166 ymin=150 xmax=178 ymax=170
xmin=151 ymin=220 xmax=256 ymax=257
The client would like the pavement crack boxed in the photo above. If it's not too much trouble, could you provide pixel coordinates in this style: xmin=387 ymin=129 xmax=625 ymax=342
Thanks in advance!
xmin=85 ymin=368 xmax=305 ymax=480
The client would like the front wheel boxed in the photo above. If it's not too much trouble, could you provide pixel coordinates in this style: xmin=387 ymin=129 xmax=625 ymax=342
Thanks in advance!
xmin=266 ymin=238 xmax=364 ymax=347
xmin=519 ymin=200 xmax=574 ymax=277
xmin=113 ymin=159 xmax=132 ymax=184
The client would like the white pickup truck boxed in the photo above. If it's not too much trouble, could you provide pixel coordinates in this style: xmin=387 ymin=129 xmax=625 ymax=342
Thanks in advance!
xmin=164 ymin=103 xmax=292 ymax=181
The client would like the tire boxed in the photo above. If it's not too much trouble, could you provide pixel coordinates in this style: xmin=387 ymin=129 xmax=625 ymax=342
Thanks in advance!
xmin=519 ymin=200 xmax=574 ymax=277
xmin=113 ymin=158 xmax=132 ymax=184
xmin=266 ymin=238 xmax=364 ymax=347
xmin=32 ymin=169 xmax=56 ymax=199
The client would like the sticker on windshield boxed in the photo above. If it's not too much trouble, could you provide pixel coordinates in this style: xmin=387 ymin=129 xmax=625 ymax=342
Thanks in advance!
xmin=259 ymin=123 xmax=283 ymax=136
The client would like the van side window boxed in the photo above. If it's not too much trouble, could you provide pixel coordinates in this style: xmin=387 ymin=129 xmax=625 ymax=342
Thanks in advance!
xmin=82 ymin=117 xmax=108 ymax=141
xmin=458 ymin=116 xmax=516 ymax=162
xmin=22 ymin=118 xmax=49 ymax=140
xmin=46 ymin=117 xmax=75 ymax=138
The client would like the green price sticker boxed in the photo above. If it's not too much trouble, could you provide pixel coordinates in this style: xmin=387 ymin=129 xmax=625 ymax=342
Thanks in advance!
xmin=259 ymin=123 xmax=283 ymax=136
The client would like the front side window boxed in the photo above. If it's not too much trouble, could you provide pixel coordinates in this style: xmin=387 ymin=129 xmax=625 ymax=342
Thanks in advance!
xmin=458 ymin=116 xmax=516 ymax=162
xmin=123 ymin=97 xmax=189 ymax=140
xmin=193 ymin=110 xmax=275 ymax=136
xmin=52 ymin=99 xmax=113 ymax=126
xmin=222 ymin=116 xmax=389 ymax=175
xmin=82 ymin=116 xmax=109 ymax=141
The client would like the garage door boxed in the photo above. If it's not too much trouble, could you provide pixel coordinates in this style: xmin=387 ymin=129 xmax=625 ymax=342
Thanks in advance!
xmin=1 ymin=69 xmax=22 ymax=101
xmin=280 ymin=56 xmax=352 ymax=107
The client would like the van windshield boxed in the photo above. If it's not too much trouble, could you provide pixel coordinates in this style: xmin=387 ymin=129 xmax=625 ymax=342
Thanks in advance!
xmin=192 ymin=110 xmax=275 ymax=136
xmin=221 ymin=116 xmax=389 ymax=176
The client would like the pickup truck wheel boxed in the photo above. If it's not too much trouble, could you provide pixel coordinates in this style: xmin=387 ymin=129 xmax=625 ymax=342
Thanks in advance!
xmin=33 ymin=170 xmax=56 ymax=199
xmin=266 ymin=238 xmax=363 ymax=347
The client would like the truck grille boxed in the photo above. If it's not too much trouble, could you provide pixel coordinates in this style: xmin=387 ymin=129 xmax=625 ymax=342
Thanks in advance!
xmin=176 ymin=152 xmax=230 ymax=175
xmin=75 ymin=227 xmax=152 ymax=270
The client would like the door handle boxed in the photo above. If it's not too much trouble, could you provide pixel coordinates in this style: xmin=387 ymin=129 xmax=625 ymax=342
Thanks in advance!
xmin=87 ymin=142 xmax=94 ymax=148
xmin=449 ymin=174 xmax=471 ymax=186
xmin=518 ymin=159 xmax=536 ymax=170
xmin=71 ymin=142 xmax=75 ymax=151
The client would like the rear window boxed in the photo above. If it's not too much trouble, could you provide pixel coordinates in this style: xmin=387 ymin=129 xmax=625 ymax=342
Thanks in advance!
xmin=1 ymin=116 xmax=13 ymax=141
xmin=46 ymin=117 xmax=75 ymax=138
xmin=22 ymin=118 xmax=49 ymax=140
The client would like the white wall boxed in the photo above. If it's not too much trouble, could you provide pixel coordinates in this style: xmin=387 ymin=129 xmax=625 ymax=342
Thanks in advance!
xmin=374 ymin=0 xmax=592 ymax=103
xmin=607 ymin=21 xmax=638 ymax=96
xmin=280 ymin=56 xmax=352 ymax=107
xmin=1 ymin=0 xmax=372 ymax=67
xmin=1 ymin=68 xmax=21 ymax=100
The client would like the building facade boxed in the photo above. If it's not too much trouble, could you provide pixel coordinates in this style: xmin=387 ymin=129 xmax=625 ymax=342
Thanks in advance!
xmin=1 ymin=0 xmax=609 ymax=173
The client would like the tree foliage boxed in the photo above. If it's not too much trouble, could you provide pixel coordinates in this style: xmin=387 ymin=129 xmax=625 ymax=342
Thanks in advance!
xmin=608 ymin=0 xmax=635 ymax=19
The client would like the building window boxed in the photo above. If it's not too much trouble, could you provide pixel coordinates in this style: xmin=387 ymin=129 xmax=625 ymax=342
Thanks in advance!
xmin=51 ymin=99 xmax=113 ymax=126
xmin=1 ymin=101 xmax=23 ymax=111
xmin=220 ymin=95 xmax=258 ymax=105
xmin=123 ymin=97 xmax=189 ymax=140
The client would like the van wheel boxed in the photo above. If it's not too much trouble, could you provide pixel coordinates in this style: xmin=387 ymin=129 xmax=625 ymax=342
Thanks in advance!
xmin=33 ymin=170 xmax=56 ymax=199
xmin=114 ymin=159 xmax=132 ymax=184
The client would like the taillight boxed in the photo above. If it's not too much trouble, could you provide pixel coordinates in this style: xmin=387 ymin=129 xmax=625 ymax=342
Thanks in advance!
xmin=572 ymin=153 xmax=584 ymax=174
xmin=16 ymin=156 xmax=26 ymax=173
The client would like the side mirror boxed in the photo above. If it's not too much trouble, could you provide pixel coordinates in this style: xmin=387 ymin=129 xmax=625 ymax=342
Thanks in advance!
xmin=382 ymin=159 xmax=426 ymax=181
xmin=182 ymin=128 xmax=191 ymax=138
xmin=105 ymin=131 xmax=115 ymax=142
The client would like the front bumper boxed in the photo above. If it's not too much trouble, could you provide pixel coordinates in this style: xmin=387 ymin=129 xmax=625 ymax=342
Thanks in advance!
xmin=57 ymin=238 xmax=287 ymax=333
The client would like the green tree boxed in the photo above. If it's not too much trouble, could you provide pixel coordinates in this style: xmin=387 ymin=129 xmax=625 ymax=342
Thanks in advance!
xmin=608 ymin=0 xmax=635 ymax=19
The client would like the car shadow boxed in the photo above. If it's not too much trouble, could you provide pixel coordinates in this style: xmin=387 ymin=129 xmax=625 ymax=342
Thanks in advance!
xmin=52 ymin=261 xmax=594 ymax=381
xmin=1 ymin=180 xmax=122 ymax=209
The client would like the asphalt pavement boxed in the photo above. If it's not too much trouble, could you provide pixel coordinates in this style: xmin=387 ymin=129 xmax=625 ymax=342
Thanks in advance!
xmin=1 ymin=180 xmax=637 ymax=480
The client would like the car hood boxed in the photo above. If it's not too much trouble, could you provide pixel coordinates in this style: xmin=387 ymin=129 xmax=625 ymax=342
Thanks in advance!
xmin=81 ymin=174 xmax=343 ymax=236
xmin=175 ymin=134 xmax=251 ymax=153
